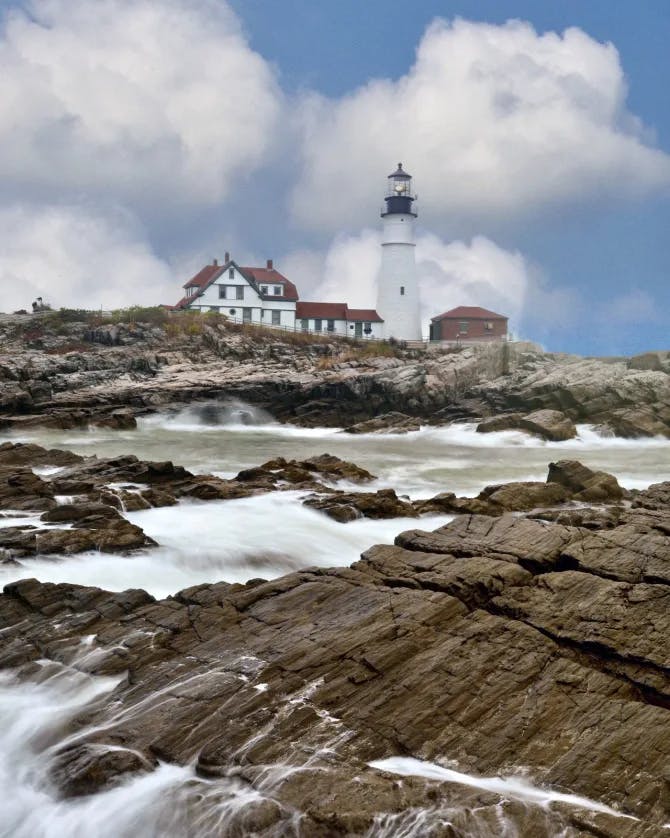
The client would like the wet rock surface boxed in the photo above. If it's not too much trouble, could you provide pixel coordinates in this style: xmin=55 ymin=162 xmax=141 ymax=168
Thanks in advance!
xmin=303 ymin=488 xmax=418 ymax=521
xmin=343 ymin=412 xmax=422 ymax=435
xmin=0 ymin=473 xmax=668 ymax=835
xmin=477 ymin=408 xmax=578 ymax=441
xmin=0 ymin=441 xmax=636 ymax=566
xmin=0 ymin=442 xmax=379 ymax=560
xmin=0 ymin=314 xmax=668 ymax=437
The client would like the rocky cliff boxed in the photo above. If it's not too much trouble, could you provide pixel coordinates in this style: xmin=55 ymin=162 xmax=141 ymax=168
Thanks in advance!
xmin=0 ymin=310 xmax=668 ymax=436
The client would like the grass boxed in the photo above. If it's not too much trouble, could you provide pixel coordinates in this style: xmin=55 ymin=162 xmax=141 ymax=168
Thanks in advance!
xmin=15 ymin=307 xmax=420 ymax=360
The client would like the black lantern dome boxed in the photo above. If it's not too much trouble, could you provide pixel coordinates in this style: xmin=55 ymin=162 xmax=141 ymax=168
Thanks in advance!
xmin=382 ymin=162 xmax=417 ymax=217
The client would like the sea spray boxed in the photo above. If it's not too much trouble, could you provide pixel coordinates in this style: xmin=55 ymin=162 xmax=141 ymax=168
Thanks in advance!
xmin=11 ymin=418 xmax=668 ymax=494
xmin=0 ymin=492 xmax=451 ymax=597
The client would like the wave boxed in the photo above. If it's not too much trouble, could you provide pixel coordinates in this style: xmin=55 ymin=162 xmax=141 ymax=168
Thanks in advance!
xmin=0 ymin=493 xmax=451 ymax=599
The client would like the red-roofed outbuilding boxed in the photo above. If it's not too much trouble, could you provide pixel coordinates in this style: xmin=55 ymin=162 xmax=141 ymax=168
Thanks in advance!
xmin=430 ymin=306 xmax=508 ymax=341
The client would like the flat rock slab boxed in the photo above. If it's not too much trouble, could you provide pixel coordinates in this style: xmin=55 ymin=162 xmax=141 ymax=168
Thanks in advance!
xmin=1 ymin=487 xmax=669 ymax=835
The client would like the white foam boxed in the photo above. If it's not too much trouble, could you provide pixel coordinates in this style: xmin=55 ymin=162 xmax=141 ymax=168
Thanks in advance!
xmin=32 ymin=466 xmax=65 ymax=477
xmin=0 ymin=492 xmax=451 ymax=597
xmin=369 ymin=756 xmax=636 ymax=820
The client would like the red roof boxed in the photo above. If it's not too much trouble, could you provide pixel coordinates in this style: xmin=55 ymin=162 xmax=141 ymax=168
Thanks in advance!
xmin=183 ymin=264 xmax=223 ymax=289
xmin=175 ymin=259 xmax=299 ymax=308
xmin=296 ymin=302 xmax=383 ymax=322
xmin=431 ymin=306 xmax=508 ymax=322
xmin=239 ymin=267 xmax=299 ymax=301
xmin=296 ymin=302 xmax=348 ymax=319
xmin=347 ymin=308 xmax=383 ymax=322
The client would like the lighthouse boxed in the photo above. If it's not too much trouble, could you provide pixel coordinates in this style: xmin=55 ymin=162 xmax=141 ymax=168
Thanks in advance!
xmin=376 ymin=163 xmax=422 ymax=341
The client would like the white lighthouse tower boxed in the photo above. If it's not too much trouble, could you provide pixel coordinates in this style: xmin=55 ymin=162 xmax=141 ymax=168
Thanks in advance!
xmin=376 ymin=163 xmax=422 ymax=341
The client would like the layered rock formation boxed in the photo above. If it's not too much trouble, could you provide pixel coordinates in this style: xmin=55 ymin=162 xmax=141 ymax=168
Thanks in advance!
xmin=0 ymin=446 xmax=668 ymax=835
xmin=0 ymin=443 xmax=381 ymax=560
xmin=0 ymin=312 xmax=668 ymax=436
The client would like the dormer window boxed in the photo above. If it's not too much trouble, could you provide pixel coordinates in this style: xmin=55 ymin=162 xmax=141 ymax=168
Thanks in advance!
xmin=260 ymin=285 xmax=269 ymax=294
xmin=273 ymin=286 xmax=282 ymax=296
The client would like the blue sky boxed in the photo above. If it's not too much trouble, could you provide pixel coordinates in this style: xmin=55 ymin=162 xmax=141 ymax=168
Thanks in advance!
xmin=0 ymin=0 xmax=668 ymax=355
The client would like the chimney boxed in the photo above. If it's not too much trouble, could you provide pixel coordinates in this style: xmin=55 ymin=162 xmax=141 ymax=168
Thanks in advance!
xmin=213 ymin=258 xmax=218 ymax=266
xmin=225 ymin=251 xmax=230 ymax=263
xmin=266 ymin=258 xmax=273 ymax=270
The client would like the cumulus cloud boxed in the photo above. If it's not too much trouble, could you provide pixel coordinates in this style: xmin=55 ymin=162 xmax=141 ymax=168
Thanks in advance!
xmin=0 ymin=0 xmax=281 ymax=208
xmin=600 ymin=288 xmax=659 ymax=324
xmin=292 ymin=18 xmax=670 ymax=231
xmin=304 ymin=230 xmax=382 ymax=305
xmin=0 ymin=204 xmax=175 ymax=313
xmin=307 ymin=229 xmax=548 ymax=335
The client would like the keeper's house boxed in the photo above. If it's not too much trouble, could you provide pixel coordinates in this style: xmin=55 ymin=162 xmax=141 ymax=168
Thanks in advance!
xmin=173 ymin=254 xmax=299 ymax=329
xmin=429 ymin=306 xmax=508 ymax=341
xmin=171 ymin=253 xmax=383 ymax=338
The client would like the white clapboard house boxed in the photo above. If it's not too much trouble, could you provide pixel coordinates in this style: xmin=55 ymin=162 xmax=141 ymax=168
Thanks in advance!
xmin=171 ymin=253 xmax=384 ymax=339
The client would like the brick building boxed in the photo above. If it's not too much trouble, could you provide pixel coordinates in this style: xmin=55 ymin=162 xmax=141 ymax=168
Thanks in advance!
xmin=429 ymin=306 xmax=508 ymax=341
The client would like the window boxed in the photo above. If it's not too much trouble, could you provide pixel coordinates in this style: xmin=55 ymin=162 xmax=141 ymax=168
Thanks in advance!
xmin=364 ymin=322 xmax=372 ymax=334
xmin=301 ymin=318 xmax=309 ymax=331
xmin=229 ymin=308 xmax=236 ymax=315
xmin=236 ymin=286 xmax=244 ymax=300
xmin=273 ymin=285 xmax=282 ymax=296
xmin=327 ymin=319 xmax=335 ymax=332
xmin=271 ymin=310 xmax=281 ymax=325
xmin=260 ymin=285 xmax=268 ymax=295
xmin=314 ymin=318 xmax=322 ymax=331
xmin=242 ymin=308 xmax=252 ymax=323
xmin=459 ymin=321 xmax=469 ymax=334
xmin=209 ymin=306 xmax=219 ymax=313
xmin=218 ymin=286 xmax=226 ymax=299
xmin=229 ymin=268 xmax=234 ymax=279
xmin=400 ymin=286 xmax=405 ymax=296
xmin=485 ymin=321 xmax=493 ymax=331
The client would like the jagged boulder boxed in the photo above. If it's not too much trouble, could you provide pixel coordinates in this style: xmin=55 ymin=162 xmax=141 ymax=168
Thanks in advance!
xmin=473 ymin=480 xmax=572 ymax=511
xmin=242 ymin=454 xmax=375 ymax=486
xmin=547 ymin=459 xmax=626 ymax=502
xmin=475 ymin=412 xmax=524 ymax=434
xmin=518 ymin=409 xmax=577 ymax=441
xmin=304 ymin=488 xmax=417 ymax=521
xmin=343 ymin=412 xmax=421 ymax=434
xmin=0 ymin=466 xmax=56 ymax=511
xmin=50 ymin=744 xmax=157 ymax=797
xmin=598 ymin=406 xmax=670 ymax=439
xmin=632 ymin=481 xmax=670 ymax=512
xmin=477 ymin=409 xmax=577 ymax=441
xmin=0 ymin=442 xmax=82 ymax=467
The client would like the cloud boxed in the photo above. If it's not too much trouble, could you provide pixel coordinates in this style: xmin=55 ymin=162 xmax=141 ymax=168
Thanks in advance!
xmin=305 ymin=229 xmax=382 ymax=305
xmin=307 ymin=229 xmax=544 ymax=335
xmin=292 ymin=18 xmax=670 ymax=231
xmin=600 ymin=289 xmax=659 ymax=324
xmin=0 ymin=204 xmax=175 ymax=313
xmin=0 ymin=0 xmax=281 ymax=209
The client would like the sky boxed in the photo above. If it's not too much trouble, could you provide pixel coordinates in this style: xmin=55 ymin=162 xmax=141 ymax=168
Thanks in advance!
xmin=0 ymin=0 xmax=668 ymax=355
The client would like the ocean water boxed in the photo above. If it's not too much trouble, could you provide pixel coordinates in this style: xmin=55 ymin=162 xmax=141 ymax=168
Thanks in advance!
xmin=0 ymin=403 xmax=668 ymax=836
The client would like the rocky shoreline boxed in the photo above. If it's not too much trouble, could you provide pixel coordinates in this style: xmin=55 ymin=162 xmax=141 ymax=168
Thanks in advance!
xmin=0 ymin=439 xmax=633 ymax=560
xmin=1 ymin=312 xmax=669 ymax=836
xmin=0 ymin=312 xmax=668 ymax=437
xmin=0 ymin=428 xmax=669 ymax=835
